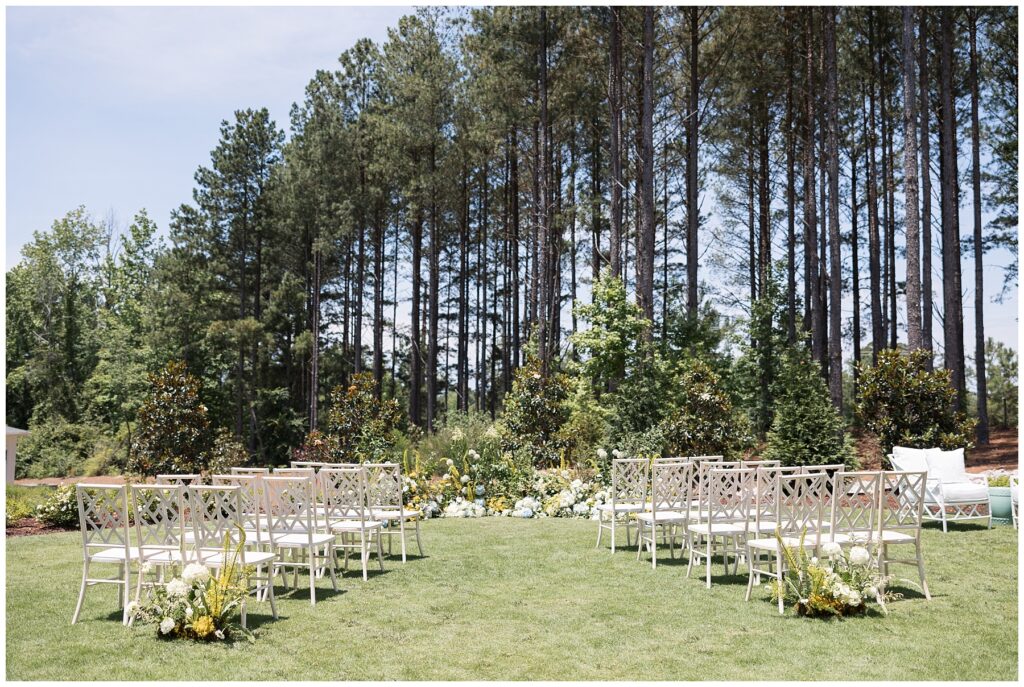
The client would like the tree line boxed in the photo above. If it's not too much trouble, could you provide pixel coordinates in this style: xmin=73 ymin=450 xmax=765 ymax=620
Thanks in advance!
xmin=6 ymin=6 xmax=1017 ymax=471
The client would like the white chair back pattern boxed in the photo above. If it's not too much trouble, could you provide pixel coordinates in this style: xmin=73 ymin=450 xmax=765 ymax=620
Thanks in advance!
xmin=650 ymin=461 xmax=692 ymax=516
xmin=702 ymin=467 xmax=755 ymax=525
xmin=263 ymin=476 xmax=317 ymax=541
xmin=831 ymin=471 xmax=882 ymax=541
xmin=290 ymin=461 xmax=329 ymax=471
xmin=231 ymin=467 xmax=270 ymax=475
xmin=741 ymin=459 xmax=781 ymax=469
xmin=321 ymin=466 xmax=372 ymax=525
xmin=776 ymin=472 xmax=827 ymax=545
xmin=187 ymin=485 xmax=251 ymax=551
xmin=696 ymin=460 xmax=741 ymax=516
xmin=365 ymin=463 xmax=403 ymax=510
xmin=881 ymin=470 xmax=927 ymax=533
xmin=76 ymin=484 xmax=131 ymax=556
xmin=131 ymin=484 xmax=186 ymax=556
xmin=155 ymin=474 xmax=202 ymax=486
xmin=212 ymin=474 xmax=263 ymax=527
xmin=611 ymin=458 xmax=649 ymax=507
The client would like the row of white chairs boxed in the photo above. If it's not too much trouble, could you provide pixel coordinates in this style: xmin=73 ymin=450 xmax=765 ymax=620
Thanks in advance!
xmin=596 ymin=457 xmax=931 ymax=614
xmin=72 ymin=463 xmax=423 ymax=626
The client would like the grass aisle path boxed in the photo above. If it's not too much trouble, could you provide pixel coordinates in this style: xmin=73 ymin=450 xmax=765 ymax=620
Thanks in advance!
xmin=5 ymin=517 xmax=1018 ymax=680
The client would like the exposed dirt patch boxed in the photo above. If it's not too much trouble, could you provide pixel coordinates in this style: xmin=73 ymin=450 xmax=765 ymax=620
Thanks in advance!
xmin=966 ymin=428 xmax=1019 ymax=472
xmin=5 ymin=517 xmax=73 ymax=538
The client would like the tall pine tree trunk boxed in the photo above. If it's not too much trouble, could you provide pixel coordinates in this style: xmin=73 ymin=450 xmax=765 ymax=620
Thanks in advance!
xmin=919 ymin=9 xmax=935 ymax=369
xmin=903 ymin=7 xmax=923 ymax=352
xmin=824 ymin=8 xmax=842 ymax=409
xmin=637 ymin=6 xmax=656 ymax=327
xmin=969 ymin=10 xmax=988 ymax=443
xmin=608 ymin=7 xmax=623 ymax=279
xmin=686 ymin=6 xmax=700 ymax=320
xmin=867 ymin=10 xmax=884 ymax=364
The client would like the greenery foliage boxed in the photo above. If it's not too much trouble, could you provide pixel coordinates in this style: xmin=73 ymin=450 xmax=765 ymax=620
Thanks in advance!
xmin=659 ymin=358 xmax=747 ymax=458
xmin=500 ymin=357 xmax=571 ymax=467
xmin=324 ymin=372 xmax=403 ymax=463
xmin=35 ymin=484 xmax=80 ymax=528
xmin=856 ymin=349 xmax=976 ymax=454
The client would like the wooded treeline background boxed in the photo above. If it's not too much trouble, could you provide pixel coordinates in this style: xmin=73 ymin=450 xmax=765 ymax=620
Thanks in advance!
xmin=6 ymin=6 xmax=1018 ymax=472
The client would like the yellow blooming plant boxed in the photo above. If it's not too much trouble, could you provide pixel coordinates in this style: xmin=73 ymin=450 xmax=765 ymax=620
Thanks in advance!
xmin=131 ymin=525 xmax=256 ymax=643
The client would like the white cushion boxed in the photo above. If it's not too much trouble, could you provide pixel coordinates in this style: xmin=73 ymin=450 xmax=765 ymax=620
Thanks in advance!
xmin=1011 ymin=483 xmax=1019 ymax=503
xmin=891 ymin=446 xmax=931 ymax=473
xmin=925 ymin=481 xmax=988 ymax=504
xmin=926 ymin=448 xmax=968 ymax=483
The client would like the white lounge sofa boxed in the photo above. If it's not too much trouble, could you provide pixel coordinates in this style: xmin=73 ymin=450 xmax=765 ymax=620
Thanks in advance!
xmin=889 ymin=446 xmax=991 ymax=532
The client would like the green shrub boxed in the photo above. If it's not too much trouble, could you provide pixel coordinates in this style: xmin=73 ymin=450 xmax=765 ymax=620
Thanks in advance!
xmin=127 ymin=361 xmax=214 ymax=477
xmin=325 ymin=372 xmax=403 ymax=463
xmin=500 ymin=357 xmax=571 ymax=467
xmin=6 ymin=494 xmax=34 ymax=525
xmin=15 ymin=419 xmax=101 ymax=478
xmin=659 ymin=358 xmax=747 ymax=458
xmin=35 ymin=484 xmax=80 ymax=528
xmin=988 ymin=475 xmax=1011 ymax=488
xmin=856 ymin=349 xmax=975 ymax=454
xmin=207 ymin=429 xmax=250 ymax=473
xmin=763 ymin=349 xmax=857 ymax=467
xmin=558 ymin=378 xmax=611 ymax=468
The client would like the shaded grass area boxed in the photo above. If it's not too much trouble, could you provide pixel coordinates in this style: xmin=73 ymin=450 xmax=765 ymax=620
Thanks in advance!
xmin=6 ymin=517 xmax=1018 ymax=680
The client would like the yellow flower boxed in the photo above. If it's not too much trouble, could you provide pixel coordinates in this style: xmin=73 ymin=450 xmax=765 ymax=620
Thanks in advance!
xmin=192 ymin=615 xmax=216 ymax=639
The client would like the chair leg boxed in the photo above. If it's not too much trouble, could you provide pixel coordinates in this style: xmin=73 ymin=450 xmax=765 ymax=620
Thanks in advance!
xmin=685 ymin=533 xmax=695 ymax=579
xmin=71 ymin=560 xmax=90 ymax=625
xmin=267 ymin=569 xmax=278 ymax=619
xmin=308 ymin=550 xmax=317 ymax=606
xmin=915 ymin=538 xmax=931 ymax=600
xmin=414 ymin=518 xmax=424 ymax=556
xmin=121 ymin=563 xmax=131 ymax=626
xmin=651 ymin=529 xmax=658 ymax=570
xmin=636 ymin=521 xmax=644 ymax=561
xmin=610 ymin=514 xmax=616 ymax=553
xmin=361 ymin=537 xmax=369 ymax=581
xmin=705 ymin=536 xmax=713 ymax=589
xmin=400 ymin=518 xmax=407 ymax=562
xmin=775 ymin=549 xmax=785 ymax=614
xmin=595 ymin=513 xmax=603 ymax=549
xmin=376 ymin=530 xmax=384 ymax=571
xmin=745 ymin=546 xmax=756 ymax=602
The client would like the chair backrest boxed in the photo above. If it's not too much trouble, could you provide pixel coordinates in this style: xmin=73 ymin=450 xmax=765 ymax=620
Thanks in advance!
xmin=775 ymin=472 xmax=827 ymax=544
xmin=290 ymin=461 xmax=329 ymax=471
xmin=211 ymin=474 xmax=262 ymax=521
xmin=741 ymin=459 xmax=781 ymax=469
xmin=703 ymin=467 xmax=755 ymax=524
xmin=230 ymin=467 xmax=269 ymax=475
xmin=186 ymin=485 xmax=249 ymax=551
xmin=273 ymin=467 xmax=315 ymax=477
xmin=155 ymin=474 xmax=202 ymax=486
xmin=76 ymin=484 xmax=131 ymax=556
xmin=262 ymin=476 xmax=316 ymax=542
xmin=131 ymin=484 xmax=186 ymax=553
xmin=611 ymin=458 xmax=649 ymax=505
xmin=831 ymin=471 xmax=882 ymax=540
xmin=697 ymin=460 xmax=741 ymax=508
xmin=365 ymin=462 xmax=403 ymax=510
xmin=881 ymin=470 xmax=927 ymax=532
xmin=650 ymin=461 xmax=691 ymax=516
xmin=321 ymin=466 xmax=371 ymax=524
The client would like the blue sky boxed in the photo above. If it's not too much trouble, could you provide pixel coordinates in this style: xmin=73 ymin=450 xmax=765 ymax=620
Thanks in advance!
xmin=6 ymin=5 xmax=410 ymax=267
xmin=5 ymin=5 xmax=1017 ymax=355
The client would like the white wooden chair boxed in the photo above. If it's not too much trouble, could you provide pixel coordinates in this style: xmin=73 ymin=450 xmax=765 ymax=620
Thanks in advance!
xmin=230 ymin=466 xmax=270 ymax=475
xmin=890 ymin=446 xmax=991 ymax=531
xmin=72 ymin=484 xmax=135 ymax=625
xmin=879 ymin=470 xmax=931 ymax=600
xmin=595 ymin=458 xmax=649 ymax=552
xmin=1011 ymin=476 xmax=1019 ymax=530
xmin=745 ymin=471 xmax=827 ymax=613
xmin=322 ymin=466 xmax=385 ymax=580
xmin=155 ymin=474 xmax=202 ymax=486
xmin=187 ymin=485 xmax=277 ymax=627
xmin=262 ymin=476 xmax=338 ymax=605
xmin=636 ymin=461 xmax=691 ymax=568
xmin=211 ymin=473 xmax=265 ymax=538
xmin=129 ymin=484 xmax=187 ymax=619
xmin=686 ymin=467 xmax=755 ymax=588
xmin=829 ymin=471 xmax=883 ymax=545
xmin=366 ymin=462 xmax=424 ymax=562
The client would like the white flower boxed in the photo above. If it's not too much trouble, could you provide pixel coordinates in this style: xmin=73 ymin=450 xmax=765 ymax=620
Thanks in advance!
xmin=866 ymin=585 xmax=879 ymax=599
xmin=822 ymin=542 xmax=842 ymax=558
xmin=809 ymin=557 xmax=819 ymax=565
xmin=521 ymin=508 xmax=534 ymax=518
xmin=446 ymin=458 xmax=455 ymax=467
xmin=182 ymin=563 xmax=211 ymax=586
xmin=475 ymin=484 xmax=485 ymax=496
xmin=612 ymin=449 xmax=623 ymax=459
xmin=451 ymin=428 xmax=465 ymax=442
xmin=214 ymin=630 xmax=225 ymax=640
xmin=849 ymin=546 xmax=871 ymax=566
xmin=596 ymin=448 xmax=608 ymax=459
xmin=125 ymin=601 xmax=140 ymax=618
xmin=159 ymin=617 xmax=176 ymax=635
xmin=484 ymin=425 xmax=500 ymax=439
xmin=460 ymin=475 xmax=470 ymax=484
xmin=468 ymin=449 xmax=479 ymax=460
xmin=165 ymin=578 xmax=189 ymax=598
xmin=140 ymin=561 xmax=154 ymax=575
xmin=848 ymin=591 xmax=863 ymax=606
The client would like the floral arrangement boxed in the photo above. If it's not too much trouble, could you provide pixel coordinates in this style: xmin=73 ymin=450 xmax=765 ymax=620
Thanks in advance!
xmin=130 ymin=529 xmax=255 ymax=642
xmin=769 ymin=532 xmax=898 ymax=618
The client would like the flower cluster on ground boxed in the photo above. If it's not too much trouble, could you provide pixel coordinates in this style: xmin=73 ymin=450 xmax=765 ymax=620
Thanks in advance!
xmin=769 ymin=532 xmax=898 ymax=618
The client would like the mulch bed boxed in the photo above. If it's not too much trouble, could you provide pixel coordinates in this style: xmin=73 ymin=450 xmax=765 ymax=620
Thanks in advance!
xmin=6 ymin=518 xmax=72 ymax=538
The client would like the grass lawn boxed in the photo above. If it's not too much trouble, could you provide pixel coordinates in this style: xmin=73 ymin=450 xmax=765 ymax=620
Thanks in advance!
xmin=6 ymin=517 xmax=1018 ymax=680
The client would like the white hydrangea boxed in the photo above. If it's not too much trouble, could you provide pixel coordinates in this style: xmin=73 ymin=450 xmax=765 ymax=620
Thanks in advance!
xmin=467 ymin=449 xmax=479 ymax=460
xmin=460 ymin=475 xmax=470 ymax=484
xmin=159 ymin=617 xmax=176 ymax=635
xmin=446 ymin=458 xmax=455 ymax=467
xmin=822 ymin=542 xmax=842 ymax=558
xmin=849 ymin=546 xmax=871 ymax=566
xmin=125 ymin=601 xmax=140 ymax=618
xmin=612 ymin=449 xmax=623 ymax=459
xmin=451 ymin=428 xmax=465 ymax=442
xmin=165 ymin=578 xmax=190 ymax=598
xmin=181 ymin=563 xmax=211 ymax=586
xmin=596 ymin=448 xmax=608 ymax=460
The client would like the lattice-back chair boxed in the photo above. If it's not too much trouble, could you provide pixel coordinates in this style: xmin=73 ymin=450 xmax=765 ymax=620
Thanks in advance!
xmin=129 ymin=483 xmax=187 ymax=616
xmin=636 ymin=461 xmax=692 ymax=568
xmin=72 ymin=484 xmax=134 ymax=625
xmin=595 ymin=458 xmax=649 ymax=552
xmin=693 ymin=460 xmax=742 ymax=523
xmin=262 ymin=476 xmax=337 ymax=605
xmin=155 ymin=474 xmax=202 ymax=486
xmin=212 ymin=473 xmax=265 ymax=539
xmin=686 ymin=467 xmax=755 ymax=588
xmin=830 ymin=471 xmax=883 ymax=545
xmin=186 ymin=485 xmax=277 ymax=627
xmin=744 ymin=472 xmax=827 ymax=613
xmin=1011 ymin=476 xmax=1019 ymax=530
xmin=684 ymin=456 xmax=725 ymax=513
xmin=322 ymin=466 xmax=384 ymax=580
xmin=741 ymin=459 xmax=781 ymax=469
xmin=290 ymin=461 xmax=330 ymax=471
xmin=879 ymin=470 xmax=930 ymax=600
xmin=750 ymin=465 xmax=808 ymax=534
xmin=365 ymin=462 xmax=423 ymax=562
xmin=231 ymin=467 xmax=270 ymax=475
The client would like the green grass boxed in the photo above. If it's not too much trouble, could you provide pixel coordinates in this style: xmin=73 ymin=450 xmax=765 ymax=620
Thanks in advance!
xmin=6 ymin=517 xmax=1018 ymax=680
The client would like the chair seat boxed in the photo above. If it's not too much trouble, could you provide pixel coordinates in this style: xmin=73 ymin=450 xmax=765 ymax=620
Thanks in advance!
xmin=372 ymin=508 xmax=422 ymax=520
xmin=90 ymin=546 xmax=143 ymax=563
xmin=329 ymin=519 xmax=383 ymax=532
xmin=199 ymin=549 xmax=276 ymax=566
xmin=636 ymin=510 xmax=688 ymax=523
xmin=138 ymin=547 xmax=186 ymax=564
xmin=925 ymin=482 xmax=989 ymax=504
xmin=687 ymin=521 xmax=750 ymax=536
xmin=829 ymin=530 xmax=877 ymax=545
xmin=878 ymin=529 xmax=916 ymax=543
xmin=269 ymin=532 xmax=335 ymax=547
xmin=596 ymin=503 xmax=644 ymax=513
xmin=746 ymin=536 xmax=809 ymax=550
